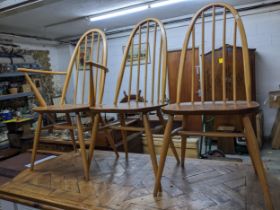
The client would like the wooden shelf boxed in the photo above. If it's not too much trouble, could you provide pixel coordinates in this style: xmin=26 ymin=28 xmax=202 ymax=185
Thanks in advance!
xmin=0 ymin=92 xmax=33 ymax=101
xmin=0 ymin=72 xmax=36 ymax=78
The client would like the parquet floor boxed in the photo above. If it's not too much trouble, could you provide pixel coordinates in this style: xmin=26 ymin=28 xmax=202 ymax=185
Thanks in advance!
xmin=0 ymin=151 xmax=279 ymax=210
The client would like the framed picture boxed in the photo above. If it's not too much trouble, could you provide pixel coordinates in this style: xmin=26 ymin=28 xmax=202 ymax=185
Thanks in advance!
xmin=123 ymin=42 xmax=150 ymax=65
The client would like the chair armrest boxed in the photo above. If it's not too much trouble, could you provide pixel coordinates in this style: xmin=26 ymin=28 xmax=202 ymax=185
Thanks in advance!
xmin=85 ymin=61 xmax=109 ymax=72
xmin=18 ymin=68 xmax=67 ymax=75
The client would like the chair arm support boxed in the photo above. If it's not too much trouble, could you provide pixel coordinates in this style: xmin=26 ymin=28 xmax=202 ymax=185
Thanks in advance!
xmin=18 ymin=68 xmax=67 ymax=75
xmin=85 ymin=61 xmax=109 ymax=72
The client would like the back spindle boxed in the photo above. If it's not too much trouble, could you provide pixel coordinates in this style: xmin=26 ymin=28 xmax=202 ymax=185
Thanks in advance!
xmin=157 ymin=35 xmax=163 ymax=104
xmin=82 ymin=36 xmax=88 ymax=104
xmin=191 ymin=26 xmax=195 ymax=103
xmin=233 ymin=20 xmax=237 ymax=101
xmin=211 ymin=6 xmax=216 ymax=101
xmin=201 ymin=12 xmax=205 ymax=103
xmin=95 ymin=33 xmax=101 ymax=99
xmin=128 ymin=38 xmax=134 ymax=103
xmin=222 ymin=8 xmax=227 ymax=102
xmin=136 ymin=26 xmax=142 ymax=102
xmin=151 ymin=23 xmax=157 ymax=104
xmin=144 ymin=21 xmax=150 ymax=103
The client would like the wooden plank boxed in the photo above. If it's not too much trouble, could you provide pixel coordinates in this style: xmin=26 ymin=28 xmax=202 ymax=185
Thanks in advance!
xmin=178 ymin=130 xmax=245 ymax=138
xmin=27 ymin=149 xmax=65 ymax=156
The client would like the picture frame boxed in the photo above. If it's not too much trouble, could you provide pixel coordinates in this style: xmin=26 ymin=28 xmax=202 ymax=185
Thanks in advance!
xmin=123 ymin=42 xmax=150 ymax=65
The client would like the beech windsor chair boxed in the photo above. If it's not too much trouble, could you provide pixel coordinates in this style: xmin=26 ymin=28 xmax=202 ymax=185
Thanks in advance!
xmin=88 ymin=18 xmax=179 ymax=181
xmin=153 ymin=3 xmax=274 ymax=210
xmin=18 ymin=29 xmax=118 ymax=180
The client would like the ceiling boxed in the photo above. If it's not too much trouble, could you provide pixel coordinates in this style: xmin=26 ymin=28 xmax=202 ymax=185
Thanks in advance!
xmin=0 ymin=0 xmax=271 ymax=41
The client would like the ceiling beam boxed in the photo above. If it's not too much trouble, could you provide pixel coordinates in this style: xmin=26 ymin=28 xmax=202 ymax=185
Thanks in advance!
xmin=0 ymin=0 xmax=63 ymax=18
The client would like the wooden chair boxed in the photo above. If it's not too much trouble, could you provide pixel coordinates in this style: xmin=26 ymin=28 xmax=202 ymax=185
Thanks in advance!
xmin=18 ymin=28 xmax=118 ymax=180
xmin=88 ymin=18 xmax=180 ymax=181
xmin=153 ymin=3 xmax=274 ymax=210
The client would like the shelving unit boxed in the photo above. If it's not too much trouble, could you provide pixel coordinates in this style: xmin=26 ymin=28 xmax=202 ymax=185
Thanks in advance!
xmin=0 ymin=70 xmax=36 ymax=152
xmin=0 ymin=92 xmax=33 ymax=101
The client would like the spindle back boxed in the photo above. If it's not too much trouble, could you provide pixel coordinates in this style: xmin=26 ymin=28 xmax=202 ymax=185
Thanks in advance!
xmin=176 ymin=3 xmax=251 ymax=104
xmin=114 ymin=18 xmax=167 ymax=105
xmin=61 ymin=29 xmax=107 ymax=106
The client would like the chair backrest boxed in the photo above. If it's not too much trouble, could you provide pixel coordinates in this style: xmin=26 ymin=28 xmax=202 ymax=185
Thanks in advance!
xmin=176 ymin=3 xmax=252 ymax=104
xmin=114 ymin=18 xmax=167 ymax=105
xmin=61 ymin=28 xmax=107 ymax=106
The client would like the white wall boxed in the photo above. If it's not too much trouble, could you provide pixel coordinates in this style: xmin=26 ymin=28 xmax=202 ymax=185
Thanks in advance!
xmin=101 ymin=5 xmax=280 ymax=137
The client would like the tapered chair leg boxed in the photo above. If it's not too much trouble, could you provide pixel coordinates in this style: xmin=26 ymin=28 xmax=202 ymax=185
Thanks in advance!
xmin=66 ymin=113 xmax=77 ymax=152
xmin=169 ymin=139 xmax=180 ymax=164
xmin=143 ymin=113 xmax=162 ymax=192
xmin=245 ymin=131 xmax=258 ymax=176
xmin=243 ymin=115 xmax=274 ymax=210
xmin=181 ymin=116 xmax=188 ymax=167
xmin=181 ymin=136 xmax=187 ymax=167
xmin=99 ymin=116 xmax=119 ymax=158
xmin=154 ymin=115 xmax=174 ymax=196
xmin=30 ymin=113 xmax=43 ymax=171
xmin=157 ymin=109 xmax=180 ymax=164
xmin=76 ymin=112 xmax=89 ymax=181
xmin=104 ymin=129 xmax=119 ymax=158
xmin=88 ymin=114 xmax=100 ymax=168
xmin=120 ymin=114 xmax=128 ymax=159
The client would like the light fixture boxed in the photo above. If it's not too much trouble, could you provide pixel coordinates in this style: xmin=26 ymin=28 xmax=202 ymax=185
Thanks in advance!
xmin=89 ymin=0 xmax=187 ymax=22
xmin=150 ymin=0 xmax=186 ymax=8
xmin=90 ymin=5 xmax=149 ymax=22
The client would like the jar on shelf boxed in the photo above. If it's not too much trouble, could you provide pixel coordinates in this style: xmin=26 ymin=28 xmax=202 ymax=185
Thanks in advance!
xmin=8 ymin=83 xmax=18 ymax=94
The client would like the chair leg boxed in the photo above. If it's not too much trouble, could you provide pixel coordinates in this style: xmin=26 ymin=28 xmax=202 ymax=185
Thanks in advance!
xmin=169 ymin=139 xmax=180 ymax=164
xmin=157 ymin=109 xmax=180 ymax=164
xmin=143 ymin=113 xmax=161 ymax=192
xmin=153 ymin=114 xmax=174 ymax=196
xmin=243 ymin=115 xmax=274 ymax=210
xmin=88 ymin=114 xmax=100 ymax=168
xmin=244 ymin=130 xmax=258 ymax=177
xmin=120 ymin=114 xmax=128 ymax=159
xmin=104 ymin=129 xmax=119 ymax=158
xmin=76 ymin=112 xmax=89 ymax=181
xmin=30 ymin=113 xmax=43 ymax=171
xmin=181 ymin=135 xmax=187 ymax=167
xmin=181 ymin=115 xmax=189 ymax=167
xmin=99 ymin=115 xmax=119 ymax=158
xmin=66 ymin=113 xmax=77 ymax=152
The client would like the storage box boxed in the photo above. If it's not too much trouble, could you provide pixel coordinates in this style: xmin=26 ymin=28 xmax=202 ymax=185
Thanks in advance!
xmin=142 ymin=134 xmax=199 ymax=158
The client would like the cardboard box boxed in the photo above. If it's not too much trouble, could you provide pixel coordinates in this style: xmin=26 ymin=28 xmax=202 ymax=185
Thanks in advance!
xmin=142 ymin=134 xmax=199 ymax=158
xmin=22 ymin=84 xmax=31 ymax=92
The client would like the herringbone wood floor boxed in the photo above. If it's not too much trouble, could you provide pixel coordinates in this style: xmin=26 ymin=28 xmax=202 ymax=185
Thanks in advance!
xmin=0 ymin=151 xmax=279 ymax=210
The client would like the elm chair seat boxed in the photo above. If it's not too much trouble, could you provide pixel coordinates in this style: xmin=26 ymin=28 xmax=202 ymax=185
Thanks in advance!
xmin=90 ymin=102 xmax=167 ymax=113
xmin=162 ymin=101 xmax=259 ymax=115
xmin=33 ymin=104 xmax=90 ymax=113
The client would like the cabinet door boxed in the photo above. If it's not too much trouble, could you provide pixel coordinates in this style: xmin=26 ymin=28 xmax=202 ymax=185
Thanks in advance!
xmin=167 ymin=49 xmax=201 ymax=131
xmin=204 ymin=46 xmax=255 ymax=101
xmin=167 ymin=49 xmax=200 ymax=102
